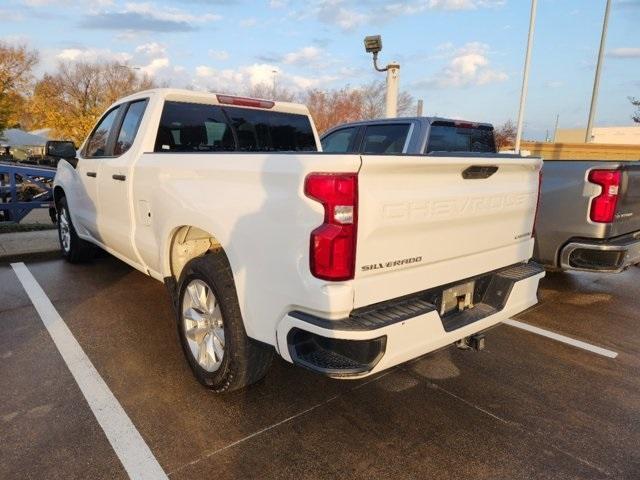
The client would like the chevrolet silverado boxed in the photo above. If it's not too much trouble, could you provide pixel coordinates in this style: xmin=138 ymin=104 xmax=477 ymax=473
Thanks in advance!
xmin=52 ymin=89 xmax=544 ymax=392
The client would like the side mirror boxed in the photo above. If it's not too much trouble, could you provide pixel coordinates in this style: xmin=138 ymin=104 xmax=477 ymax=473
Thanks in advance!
xmin=46 ymin=140 xmax=77 ymax=159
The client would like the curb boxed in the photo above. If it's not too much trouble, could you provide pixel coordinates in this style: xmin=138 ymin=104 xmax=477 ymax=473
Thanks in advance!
xmin=0 ymin=249 xmax=61 ymax=264
xmin=0 ymin=229 xmax=61 ymax=264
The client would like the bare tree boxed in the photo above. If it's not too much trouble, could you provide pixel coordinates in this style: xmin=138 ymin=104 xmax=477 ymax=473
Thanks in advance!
xmin=494 ymin=120 xmax=517 ymax=150
xmin=244 ymin=82 xmax=299 ymax=102
xmin=359 ymin=80 xmax=414 ymax=119
xmin=631 ymin=97 xmax=640 ymax=124
xmin=302 ymin=81 xmax=415 ymax=134
xmin=303 ymin=87 xmax=365 ymax=134
xmin=0 ymin=42 xmax=38 ymax=132
xmin=26 ymin=61 xmax=155 ymax=144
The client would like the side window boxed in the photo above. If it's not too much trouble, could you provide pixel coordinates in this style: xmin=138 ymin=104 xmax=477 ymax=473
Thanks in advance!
xmin=155 ymin=101 xmax=235 ymax=152
xmin=114 ymin=100 xmax=147 ymax=156
xmin=361 ymin=124 xmax=410 ymax=154
xmin=321 ymin=127 xmax=357 ymax=153
xmin=84 ymin=107 xmax=121 ymax=157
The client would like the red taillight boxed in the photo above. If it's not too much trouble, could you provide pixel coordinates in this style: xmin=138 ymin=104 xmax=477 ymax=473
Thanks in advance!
xmin=216 ymin=94 xmax=275 ymax=109
xmin=588 ymin=169 xmax=621 ymax=223
xmin=304 ymin=173 xmax=358 ymax=281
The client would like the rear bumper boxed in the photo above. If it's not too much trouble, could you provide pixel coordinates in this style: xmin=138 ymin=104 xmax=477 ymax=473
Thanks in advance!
xmin=276 ymin=262 xmax=544 ymax=378
xmin=560 ymin=231 xmax=640 ymax=273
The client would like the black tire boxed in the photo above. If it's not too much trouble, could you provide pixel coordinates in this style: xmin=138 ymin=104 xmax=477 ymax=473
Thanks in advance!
xmin=57 ymin=196 xmax=95 ymax=263
xmin=177 ymin=251 xmax=274 ymax=392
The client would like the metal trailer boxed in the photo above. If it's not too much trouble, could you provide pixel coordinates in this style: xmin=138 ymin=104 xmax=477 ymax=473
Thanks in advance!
xmin=0 ymin=161 xmax=56 ymax=223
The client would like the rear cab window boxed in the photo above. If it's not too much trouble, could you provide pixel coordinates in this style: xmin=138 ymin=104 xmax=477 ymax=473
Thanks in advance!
xmin=426 ymin=121 xmax=496 ymax=154
xmin=361 ymin=124 xmax=411 ymax=154
xmin=155 ymin=101 xmax=317 ymax=153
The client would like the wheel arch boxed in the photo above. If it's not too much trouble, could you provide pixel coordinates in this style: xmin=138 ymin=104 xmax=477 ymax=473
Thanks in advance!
xmin=53 ymin=185 xmax=66 ymax=208
xmin=167 ymin=225 xmax=226 ymax=281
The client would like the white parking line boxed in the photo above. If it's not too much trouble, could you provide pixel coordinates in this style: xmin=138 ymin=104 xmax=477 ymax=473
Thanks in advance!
xmin=504 ymin=318 xmax=618 ymax=359
xmin=11 ymin=262 xmax=168 ymax=480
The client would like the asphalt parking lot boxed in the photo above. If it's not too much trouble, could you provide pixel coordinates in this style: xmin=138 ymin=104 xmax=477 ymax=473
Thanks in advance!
xmin=1 ymin=256 xmax=639 ymax=480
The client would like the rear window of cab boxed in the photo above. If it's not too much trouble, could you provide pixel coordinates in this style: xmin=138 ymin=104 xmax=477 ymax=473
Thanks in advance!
xmin=154 ymin=101 xmax=317 ymax=153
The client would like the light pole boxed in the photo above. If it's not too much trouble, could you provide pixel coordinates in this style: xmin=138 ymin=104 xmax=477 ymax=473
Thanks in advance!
xmin=515 ymin=0 xmax=538 ymax=154
xmin=272 ymin=69 xmax=278 ymax=98
xmin=585 ymin=0 xmax=612 ymax=143
xmin=364 ymin=35 xmax=400 ymax=118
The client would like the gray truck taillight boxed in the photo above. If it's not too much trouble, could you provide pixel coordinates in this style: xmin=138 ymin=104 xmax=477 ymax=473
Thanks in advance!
xmin=588 ymin=169 xmax=621 ymax=223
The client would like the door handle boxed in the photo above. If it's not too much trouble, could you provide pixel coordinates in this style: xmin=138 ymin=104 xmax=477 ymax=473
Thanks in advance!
xmin=112 ymin=174 xmax=126 ymax=181
xmin=86 ymin=171 xmax=97 ymax=178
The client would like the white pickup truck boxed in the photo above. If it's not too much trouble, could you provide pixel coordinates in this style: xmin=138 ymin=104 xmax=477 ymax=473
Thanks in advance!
xmin=52 ymin=88 xmax=544 ymax=392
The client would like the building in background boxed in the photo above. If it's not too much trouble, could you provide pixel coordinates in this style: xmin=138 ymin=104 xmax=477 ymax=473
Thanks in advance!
xmin=556 ymin=126 xmax=640 ymax=145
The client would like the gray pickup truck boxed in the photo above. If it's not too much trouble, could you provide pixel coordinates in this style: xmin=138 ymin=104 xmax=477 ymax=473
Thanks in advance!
xmin=534 ymin=161 xmax=640 ymax=272
xmin=321 ymin=117 xmax=640 ymax=273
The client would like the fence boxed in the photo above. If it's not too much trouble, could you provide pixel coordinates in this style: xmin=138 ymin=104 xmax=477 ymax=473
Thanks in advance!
xmin=519 ymin=142 xmax=640 ymax=161
xmin=0 ymin=161 xmax=56 ymax=223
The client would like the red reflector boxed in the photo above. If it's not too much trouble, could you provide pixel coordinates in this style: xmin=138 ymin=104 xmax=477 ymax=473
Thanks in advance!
xmin=588 ymin=169 xmax=621 ymax=223
xmin=304 ymin=173 xmax=358 ymax=281
xmin=216 ymin=94 xmax=275 ymax=109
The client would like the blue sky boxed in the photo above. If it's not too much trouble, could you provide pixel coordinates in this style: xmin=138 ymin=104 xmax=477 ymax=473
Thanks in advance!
xmin=1 ymin=0 xmax=639 ymax=139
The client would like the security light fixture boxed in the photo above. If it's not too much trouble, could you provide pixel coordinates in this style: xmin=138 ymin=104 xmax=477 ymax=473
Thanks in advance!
xmin=364 ymin=35 xmax=382 ymax=54
xmin=363 ymin=34 xmax=400 ymax=118
xmin=364 ymin=35 xmax=388 ymax=72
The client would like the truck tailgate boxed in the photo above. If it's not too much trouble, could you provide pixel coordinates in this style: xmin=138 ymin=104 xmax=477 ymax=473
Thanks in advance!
xmin=354 ymin=154 xmax=541 ymax=308
xmin=612 ymin=164 xmax=640 ymax=236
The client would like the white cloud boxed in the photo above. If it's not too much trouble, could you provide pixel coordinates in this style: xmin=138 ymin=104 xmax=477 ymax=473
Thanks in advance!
xmin=239 ymin=18 xmax=257 ymax=27
xmin=545 ymin=80 xmax=564 ymax=89
xmin=0 ymin=9 xmax=25 ymax=21
xmin=194 ymin=62 xmax=332 ymax=93
xmin=282 ymin=46 xmax=323 ymax=65
xmin=21 ymin=0 xmax=114 ymax=4
xmin=419 ymin=42 xmax=507 ymax=88
xmin=135 ymin=42 xmax=166 ymax=57
xmin=196 ymin=63 xmax=278 ymax=88
xmin=313 ymin=0 xmax=504 ymax=31
xmin=80 ymin=2 xmax=221 ymax=32
xmin=609 ymin=47 xmax=640 ymax=58
xmin=122 ymin=2 xmax=221 ymax=24
xmin=140 ymin=57 xmax=170 ymax=76
xmin=385 ymin=0 xmax=503 ymax=15
xmin=56 ymin=47 xmax=132 ymax=63
xmin=315 ymin=1 xmax=369 ymax=31
xmin=208 ymin=50 xmax=229 ymax=61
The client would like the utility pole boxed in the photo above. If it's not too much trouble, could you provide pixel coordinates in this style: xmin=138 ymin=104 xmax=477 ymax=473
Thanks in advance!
xmin=364 ymin=35 xmax=400 ymax=118
xmin=515 ymin=0 xmax=538 ymax=154
xmin=385 ymin=62 xmax=400 ymax=118
xmin=585 ymin=0 xmax=612 ymax=143
xmin=553 ymin=113 xmax=560 ymax=142
xmin=417 ymin=99 xmax=424 ymax=116
xmin=272 ymin=70 xmax=278 ymax=98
